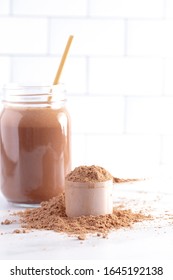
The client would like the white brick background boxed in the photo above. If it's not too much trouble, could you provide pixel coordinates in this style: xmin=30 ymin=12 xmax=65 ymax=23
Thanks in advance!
xmin=1 ymin=0 xmax=173 ymax=178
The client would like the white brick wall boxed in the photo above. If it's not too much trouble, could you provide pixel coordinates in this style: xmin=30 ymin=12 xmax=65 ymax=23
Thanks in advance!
xmin=11 ymin=0 xmax=87 ymax=16
xmin=0 ymin=0 xmax=10 ymax=15
xmin=125 ymin=97 xmax=173 ymax=133
xmin=0 ymin=18 xmax=48 ymax=54
xmin=89 ymin=0 xmax=164 ymax=18
xmin=165 ymin=0 xmax=173 ymax=18
xmin=0 ymin=57 xmax=11 ymax=89
xmin=67 ymin=96 xmax=124 ymax=133
xmin=127 ymin=20 xmax=173 ymax=57
xmin=88 ymin=57 xmax=163 ymax=95
xmin=85 ymin=134 xmax=161 ymax=177
xmin=165 ymin=58 xmax=173 ymax=95
xmin=127 ymin=20 xmax=164 ymax=57
xmin=49 ymin=19 xmax=125 ymax=56
xmin=1 ymin=0 xmax=173 ymax=178
xmin=11 ymin=56 xmax=87 ymax=94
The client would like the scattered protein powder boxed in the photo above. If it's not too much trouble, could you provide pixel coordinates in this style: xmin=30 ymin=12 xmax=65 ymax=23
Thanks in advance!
xmin=1 ymin=166 xmax=149 ymax=239
xmin=12 ymin=229 xmax=28 ymax=234
xmin=1 ymin=219 xmax=13 ymax=225
xmin=16 ymin=193 xmax=151 ymax=239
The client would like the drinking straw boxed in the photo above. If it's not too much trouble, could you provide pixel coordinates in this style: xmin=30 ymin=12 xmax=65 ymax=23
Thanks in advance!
xmin=53 ymin=35 xmax=74 ymax=85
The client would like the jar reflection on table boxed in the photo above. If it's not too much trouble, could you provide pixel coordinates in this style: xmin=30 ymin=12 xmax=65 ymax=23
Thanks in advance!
xmin=0 ymin=85 xmax=71 ymax=206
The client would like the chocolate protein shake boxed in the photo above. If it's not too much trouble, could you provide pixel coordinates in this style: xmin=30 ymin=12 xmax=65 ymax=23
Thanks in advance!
xmin=0 ymin=85 xmax=71 ymax=205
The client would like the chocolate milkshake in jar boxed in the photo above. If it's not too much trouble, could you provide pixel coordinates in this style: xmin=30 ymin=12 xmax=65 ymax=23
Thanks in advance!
xmin=0 ymin=84 xmax=71 ymax=206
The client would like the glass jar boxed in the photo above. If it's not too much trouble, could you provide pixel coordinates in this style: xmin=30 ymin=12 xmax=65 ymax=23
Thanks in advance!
xmin=0 ymin=84 xmax=71 ymax=206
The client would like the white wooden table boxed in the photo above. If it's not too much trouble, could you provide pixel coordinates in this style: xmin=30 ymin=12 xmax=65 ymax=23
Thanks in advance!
xmin=0 ymin=177 xmax=173 ymax=260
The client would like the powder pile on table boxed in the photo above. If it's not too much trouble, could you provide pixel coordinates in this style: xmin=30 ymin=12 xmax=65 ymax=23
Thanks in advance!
xmin=17 ymin=193 xmax=151 ymax=240
xmin=8 ymin=165 xmax=150 ymax=240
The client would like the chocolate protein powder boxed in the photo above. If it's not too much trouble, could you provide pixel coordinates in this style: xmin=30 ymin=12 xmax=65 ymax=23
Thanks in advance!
xmin=65 ymin=165 xmax=142 ymax=184
xmin=2 ymin=165 xmax=149 ymax=239
xmin=17 ymin=193 xmax=151 ymax=239
xmin=65 ymin=165 xmax=113 ymax=182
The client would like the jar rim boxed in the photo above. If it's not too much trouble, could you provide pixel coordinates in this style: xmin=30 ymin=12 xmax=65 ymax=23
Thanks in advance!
xmin=3 ymin=83 xmax=64 ymax=90
xmin=2 ymin=83 xmax=66 ymax=105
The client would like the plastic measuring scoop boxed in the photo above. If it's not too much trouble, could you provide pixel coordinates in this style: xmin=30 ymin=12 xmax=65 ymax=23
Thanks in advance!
xmin=65 ymin=179 xmax=113 ymax=217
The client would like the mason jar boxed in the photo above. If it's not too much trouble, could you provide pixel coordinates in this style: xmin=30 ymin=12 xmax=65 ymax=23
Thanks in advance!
xmin=0 ymin=84 xmax=71 ymax=206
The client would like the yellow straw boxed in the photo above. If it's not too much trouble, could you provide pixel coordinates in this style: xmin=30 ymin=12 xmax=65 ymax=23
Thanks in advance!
xmin=53 ymin=35 xmax=74 ymax=85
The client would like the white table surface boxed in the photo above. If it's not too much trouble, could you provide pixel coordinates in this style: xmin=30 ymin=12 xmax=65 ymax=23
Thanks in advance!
xmin=0 ymin=176 xmax=173 ymax=260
